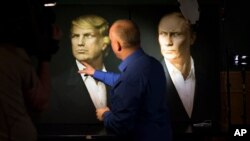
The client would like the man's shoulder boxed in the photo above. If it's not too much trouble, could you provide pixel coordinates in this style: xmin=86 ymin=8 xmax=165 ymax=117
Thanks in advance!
xmin=127 ymin=54 xmax=164 ymax=75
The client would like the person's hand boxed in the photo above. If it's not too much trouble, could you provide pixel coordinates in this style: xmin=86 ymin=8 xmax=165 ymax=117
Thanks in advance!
xmin=78 ymin=62 xmax=96 ymax=76
xmin=96 ymin=107 xmax=110 ymax=121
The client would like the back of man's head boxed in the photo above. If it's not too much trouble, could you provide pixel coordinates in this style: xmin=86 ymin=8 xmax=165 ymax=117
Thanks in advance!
xmin=111 ymin=19 xmax=141 ymax=48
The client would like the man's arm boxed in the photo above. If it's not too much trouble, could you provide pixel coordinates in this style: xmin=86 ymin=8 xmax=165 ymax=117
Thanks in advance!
xmin=78 ymin=62 xmax=120 ymax=87
xmin=93 ymin=70 xmax=120 ymax=87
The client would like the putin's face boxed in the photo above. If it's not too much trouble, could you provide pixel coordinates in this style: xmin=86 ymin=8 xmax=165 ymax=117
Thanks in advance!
xmin=158 ymin=13 xmax=195 ymax=61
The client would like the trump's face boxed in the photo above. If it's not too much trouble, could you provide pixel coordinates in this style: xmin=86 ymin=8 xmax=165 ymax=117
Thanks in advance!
xmin=158 ymin=13 xmax=195 ymax=61
xmin=71 ymin=25 xmax=106 ymax=63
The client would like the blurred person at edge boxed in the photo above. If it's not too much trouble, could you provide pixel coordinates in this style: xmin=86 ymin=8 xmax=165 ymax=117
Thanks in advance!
xmin=0 ymin=0 xmax=61 ymax=141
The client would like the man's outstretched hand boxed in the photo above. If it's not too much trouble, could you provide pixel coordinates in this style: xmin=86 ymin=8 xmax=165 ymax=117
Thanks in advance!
xmin=78 ymin=62 xmax=96 ymax=76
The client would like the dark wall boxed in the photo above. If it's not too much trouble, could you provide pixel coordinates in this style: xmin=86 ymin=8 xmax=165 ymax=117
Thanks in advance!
xmin=220 ymin=0 xmax=250 ymax=71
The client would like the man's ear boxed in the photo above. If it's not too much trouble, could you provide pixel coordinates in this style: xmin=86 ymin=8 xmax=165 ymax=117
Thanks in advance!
xmin=117 ymin=42 xmax=122 ymax=52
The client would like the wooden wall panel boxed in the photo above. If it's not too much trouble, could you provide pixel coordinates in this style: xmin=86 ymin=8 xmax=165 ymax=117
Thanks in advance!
xmin=220 ymin=71 xmax=250 ymax=129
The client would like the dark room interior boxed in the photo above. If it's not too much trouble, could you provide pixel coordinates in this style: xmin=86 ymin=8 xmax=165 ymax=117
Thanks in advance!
xmin=1 ymin=0 xmax=249 ymax=141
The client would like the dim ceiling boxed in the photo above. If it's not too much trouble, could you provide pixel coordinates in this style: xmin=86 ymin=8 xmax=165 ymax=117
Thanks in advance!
xmin=56 ymin=0 xmax=219 ymax=5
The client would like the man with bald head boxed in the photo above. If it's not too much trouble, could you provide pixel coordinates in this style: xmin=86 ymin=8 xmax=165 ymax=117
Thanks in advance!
xmin=80 ymin=19 xmax=172 ymax=141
